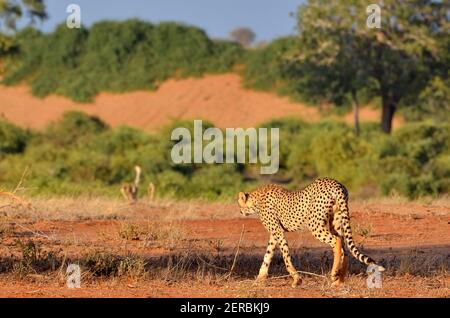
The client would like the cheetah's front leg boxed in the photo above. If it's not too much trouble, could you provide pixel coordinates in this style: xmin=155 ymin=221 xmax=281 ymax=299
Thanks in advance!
xmin=257 ymin=234 xmax=277 ymax=281
xmin=273 ymin=231 xmax=302 ymax=288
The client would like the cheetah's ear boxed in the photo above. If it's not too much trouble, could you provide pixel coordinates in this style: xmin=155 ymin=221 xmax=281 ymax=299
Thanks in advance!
xmin=238 ymin=192 xmax=248 ymax=207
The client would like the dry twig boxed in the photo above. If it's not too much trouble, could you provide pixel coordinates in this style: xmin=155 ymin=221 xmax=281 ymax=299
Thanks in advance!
xmin=219 ymin=224 xmax=245 ymax=282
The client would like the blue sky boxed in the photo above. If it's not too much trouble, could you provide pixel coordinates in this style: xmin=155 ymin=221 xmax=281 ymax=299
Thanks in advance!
xmin=34 ymin=0 xmax=304 ymax=42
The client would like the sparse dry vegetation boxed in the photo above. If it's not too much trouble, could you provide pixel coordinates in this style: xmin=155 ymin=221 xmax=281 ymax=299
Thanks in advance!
xmin=0 ymin=195 xmax=239 ymax=221
xmin=353 ymin=222 xmax=373 ymax=239
xmin=81 ymin=251 xmax=147 ymax=280
xmin=0 ymin=198 xmax=448 ymax=297
xmin=142 ymin=222 xmax=190 ymax=250
xmin=11 ymin=239 xmax=62 ymax=277
xmin=118 ymin=223 xmax=140 ymax=241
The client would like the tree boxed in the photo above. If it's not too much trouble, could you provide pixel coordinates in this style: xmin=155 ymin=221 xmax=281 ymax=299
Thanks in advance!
xmin=230 ymin=27 xmax=256 ymax=47
xmin=290 ymin=0 xmax=448 ymax=133
xmin=0 ymin=0 xmax=46 ymax=55
xmin=0 ymin=0 xmax=47 ymax=31
xmin=285 ymin=38 xmax=373 ymax=136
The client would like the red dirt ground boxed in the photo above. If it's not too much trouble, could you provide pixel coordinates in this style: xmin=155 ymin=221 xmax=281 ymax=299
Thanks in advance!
xmin=0 ymin=201 xmax=448 ymax=298
xmin=0 ymin=74 xmax=401 ymax=131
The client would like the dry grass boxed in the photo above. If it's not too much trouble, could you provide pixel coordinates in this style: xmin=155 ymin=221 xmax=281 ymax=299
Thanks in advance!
xmin=81 ymin=250 xmax=147 ymax=280
xmin=142 ymin=221 xmax=191 ymax=250
xmin=2 ymin=236 xmax=448 ymax=280
xmin=0 ymin=232 xmax=448 ymax=297
xmin=356 ymin=193 xmax=450 ymax=208
xmin=2 ymin=194 xmax=449 ymax=223
xmin=8 ymin=239 xmax=62 ymax=277
xmin=0 ymin=196 xmax=237 ymax=221
xmin=114 ymin=220 xmax=192 ymax=250
xmin=0 ymin=195 xmax=449 ymax=297
xmin=352 ymin=222 xmax=373 ymax=239
xmin=117 ymin=223 xmax=140 ymax=241
xmin=0 ymin=214 xmax=12 ymax=237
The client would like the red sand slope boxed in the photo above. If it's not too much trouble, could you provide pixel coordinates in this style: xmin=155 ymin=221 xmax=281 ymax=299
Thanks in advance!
xmin=0 ymin=74 xmax=398 ymax=131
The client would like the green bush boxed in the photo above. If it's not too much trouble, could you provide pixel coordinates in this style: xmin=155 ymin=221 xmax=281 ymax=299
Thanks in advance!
xmin=0 ymin=111 xmax=448 ymax=200
xmin=243 ymin=37 xmax=303 ymax=100
xmin=377 ymin=123 xmax=450 ymax=198
xmin=189 ymin=165 xmax=246 ymax=200
xmin=389 ymin=122 xmax=449 ymax=164
xmin=89 ymin=125 xmax=150 ymax=155
xmin=43 ymin=111 xmax=108 ymax=147
xmin=3 ymin=21 xmax=244 ymax=102
xmin=155 ymin=170 xmax=189 ymax=198
xmin=286 ymin=121 xmax=377 ymax=189
xmin=257 ymin=118 xmax=309 ymax=171
xmin=403 ymin=76 xmax=450 ymax=122
xmin=0 ymin=120 xmax=30 ymax=155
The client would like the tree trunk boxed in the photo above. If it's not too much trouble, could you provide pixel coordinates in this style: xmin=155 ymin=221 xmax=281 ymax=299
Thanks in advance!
xmin=381 ymin=96 xmax=396 ymax=134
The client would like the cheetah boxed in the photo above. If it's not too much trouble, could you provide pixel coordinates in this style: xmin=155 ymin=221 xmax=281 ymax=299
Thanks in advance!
xmin=237 ymin=178 xmax=384 ymax=287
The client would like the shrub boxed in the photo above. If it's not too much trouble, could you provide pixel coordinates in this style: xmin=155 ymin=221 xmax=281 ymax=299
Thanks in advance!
xmin=0 ymin=112 xmax=448 ymax=200
xmin=82 ymin=251 xmax=120 ymax=277
xmin=404 ymin=76 xmax=450 ymax=122
xmin=243 ymin=37 xmax=302 ymax=100
xmin=118 ymin=223 xmax=141 ymax=241
xmin=155 ymin=170 xmax=189 ymax=198
xmin=3 ymin=20 xmax=244 ymax=102
xmin=389 ymin=122 xmax=449 ymax=165
xmin=0 ymin=120 xmax=30 ymax=155
xmin=377 ymin=123 xmax=450 ymax=198
xmin=257 ymin=118 xmax=309 ymax=171
xmin=189 ymin=165 xmax=246 ymax=200
xmin=286 ymin=121 xmax=377 ymax=188
xmin=43 ymin=111 xmax=108 ymax=147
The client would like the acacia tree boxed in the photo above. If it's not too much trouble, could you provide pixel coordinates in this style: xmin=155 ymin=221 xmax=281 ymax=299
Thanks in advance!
xmin=0 ymin=0 xmax=46 ymax=30
xmin=0 ymin=0 xmax=46 ymax=55
xmin=290 ymin=0 xmax=448 ymax=133
xmin=230 ymin=27 xmax=256 ymax=47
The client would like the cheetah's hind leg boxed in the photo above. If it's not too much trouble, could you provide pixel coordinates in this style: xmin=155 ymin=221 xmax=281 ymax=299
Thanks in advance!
xmin=310 ymin=214 xmax=346 ymax=287
xmin=330 ymin=207 xmax=348 ymax=287
xmin=330 ymin=236 xmax=348 ymax=287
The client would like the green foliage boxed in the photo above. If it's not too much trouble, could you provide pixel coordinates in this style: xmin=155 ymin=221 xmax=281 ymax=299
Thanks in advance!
xmin=257 ymin=118 xmax=308 ymax=171
xmin=404 ymin=76 xmax=450 ymax=122
xmin=0 ymin=119 xmax=30 ymax=154
xmin=291 ymin=0 xmax=448 ymax=133
xmin=377 ymin=123 xmax=450 ymax=198
xmin=2 ymin=11 xmax=447 ymax=131
xmin=389 ymin=123 xmax=449 ymax=165
xmin=0 ymin=26 xmax=43 ymax=78
xmin=43 ymin=111 xmax=108 ymax=147
xmin=0 ymin=33 xmax=15 ymax=56
xmin=189 ymin=165 xmax=245 ymax=200
xmin=285 ymin=121 xmax=377 ymax=188
xmin=2 ymin=20 xmax=244 ymax=102
xmin=259 ymin=118 xmax=450 ymax=198
xmin=242 ymin=1 xmax=449 ymax=133
xmin=243 ymin=37 xmax=303 ymax=101
xmin=0 ymin=113 xmax=448 ymax=200
xmin=0 ymin=0 xmax=47 ymax=31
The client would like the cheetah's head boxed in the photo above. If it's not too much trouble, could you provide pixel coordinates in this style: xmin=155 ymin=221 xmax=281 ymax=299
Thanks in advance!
xmin=238 ymin=192 xmax=260 ymax=216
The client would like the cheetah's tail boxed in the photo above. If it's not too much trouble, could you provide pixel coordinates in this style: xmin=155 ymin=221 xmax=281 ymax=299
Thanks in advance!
xmin=337 ymin=197 xmax=385 ymax=272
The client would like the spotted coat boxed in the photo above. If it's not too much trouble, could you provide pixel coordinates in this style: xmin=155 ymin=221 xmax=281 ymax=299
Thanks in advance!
xmin=238 ymin=178 xmax=383 ymax=287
